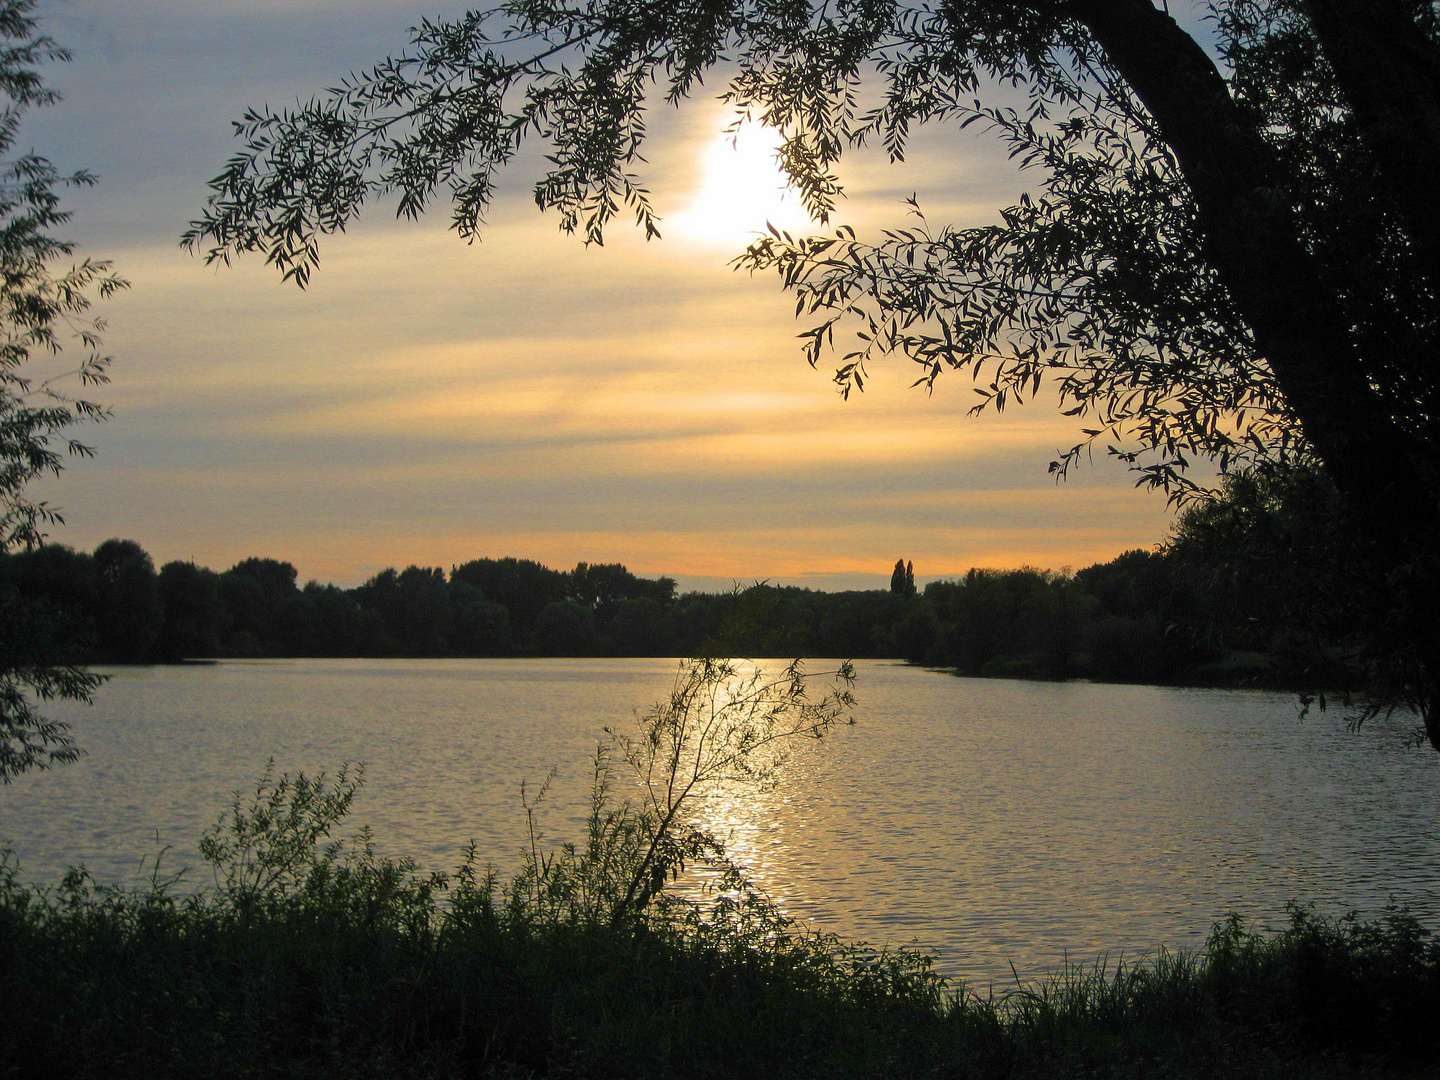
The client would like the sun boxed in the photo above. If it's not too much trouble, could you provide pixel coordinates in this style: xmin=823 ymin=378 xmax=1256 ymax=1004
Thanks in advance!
xmin=672 ymin=122 xmax=815 ymax=246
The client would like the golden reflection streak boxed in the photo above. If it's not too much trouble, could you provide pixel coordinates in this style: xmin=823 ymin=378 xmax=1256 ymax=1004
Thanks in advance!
xmin=664 ymin=660 xmax=834 ymax=915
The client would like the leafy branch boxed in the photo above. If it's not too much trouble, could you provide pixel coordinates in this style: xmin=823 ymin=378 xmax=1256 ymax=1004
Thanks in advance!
xmin=509 ymin=657 xmax=856 ymax=928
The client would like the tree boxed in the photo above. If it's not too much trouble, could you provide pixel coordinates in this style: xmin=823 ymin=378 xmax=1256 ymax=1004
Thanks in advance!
xmin=156 ymin=560 xmax=225 ymax=662
xmin=450 ymin=557 xmax=568 ymax=639
xmin=532 ymin=597 xmax=598 ymax=655
xmin=569 ymin=560 xmax=675 ymax=620
xmin=0 ymin=1 xmax=125 ymax=780
xmin=608 ymin=595 xmax=671 ymax=654
xmin=449 ymin=579 xmax=513 ymax=654
xmin=93 ymin=539 xmax=163 ymax=663
xmin=1163 ymin=461 xmax=1414 ymax=709
xmin=220 ymin=557 xmax=302 ymax=655
xmin=890 ymin=559 xmax=917 ymax=596
xmin=391 ymin=565 xmax=454 ymax=656
xmin=183 ymin=0 xmax=1440 ymax=741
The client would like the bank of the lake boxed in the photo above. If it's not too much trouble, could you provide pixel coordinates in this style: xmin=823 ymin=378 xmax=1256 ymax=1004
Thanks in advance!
xmin=5 ymin=870 xmax=1440 ymax=1080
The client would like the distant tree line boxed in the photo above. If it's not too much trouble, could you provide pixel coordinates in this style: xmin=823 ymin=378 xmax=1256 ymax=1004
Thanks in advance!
xmin=0 ymin=469 xmax=1381 ymax=694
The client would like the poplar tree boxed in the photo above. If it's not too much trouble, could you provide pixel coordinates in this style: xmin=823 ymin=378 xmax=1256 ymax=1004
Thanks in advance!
xmin=890 ymin=559 xmax=907 ymax=595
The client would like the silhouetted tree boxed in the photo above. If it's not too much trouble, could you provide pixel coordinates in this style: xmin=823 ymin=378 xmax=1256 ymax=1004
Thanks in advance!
xmin=890 ymin=604 xmax=940 ymax=665
xmin=270 ymin=592 xmax=321 ymax=656
xmin=155 ymin=560 xmax=224 ymax=661
xmin=889 ymin=560 xmax=907 ymax=596
xmin=607 ymin=596 xmax=673 ymax=656
xmin=569 ymin=561 xmax=675 ymax=625
xmin=451 ymin=558 xmax=568 ymax=642
xmin=93 ymin=539 xmax=162 ymax=663
xmin=923 ymin=569 xmax=1085 ymax=678
xmin=9 ymin=535 xmax=1394 ymax=695
xmin=449 ymin=579 xmax=512 ymax=655
xmin=711 ymin=584 xmax=820 ymax=657
xmin=393 ymin=566 xmax=452 ymax=656
xmin=0 ymin=544 xmax=99 ymax=657
xmin=1166 ymin=462 xmax=1400 ymax=705
xmin=220 ymin=557 xmax=300 ymax=655
xmin=302 ymin=582 xmax=391 ymax=657
xmin=533 ymin=599 xmax=597 ymax=656
xmin=350 ymin=569 xmax=406 ymax=654
xmin=0 ymin=1 xmax=124 ymax=778
xmin=226 ymin=557 xmax=300 ymax=603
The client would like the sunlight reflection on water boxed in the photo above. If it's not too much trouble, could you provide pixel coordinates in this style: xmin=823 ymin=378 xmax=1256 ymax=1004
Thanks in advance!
xmin=1 ymin=657 xmax=1436 ymax=986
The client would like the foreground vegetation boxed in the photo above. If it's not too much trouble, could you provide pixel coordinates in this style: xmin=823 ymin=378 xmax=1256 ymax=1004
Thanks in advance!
xmin=4 ymin=659 xmax=1438 ymax=1079
xmin=7 ymin=858 xmax=1438 ymax=1080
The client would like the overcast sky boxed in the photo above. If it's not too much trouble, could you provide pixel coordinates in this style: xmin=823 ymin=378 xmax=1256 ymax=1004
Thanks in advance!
xmin=24 ymin=0 xmax=1175 ymax=591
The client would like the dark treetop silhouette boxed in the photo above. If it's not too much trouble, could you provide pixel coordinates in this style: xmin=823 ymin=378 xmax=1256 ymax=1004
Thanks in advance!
xmin=183 ymin=0 xmax=1440 ymax=745
xmin=5 ymin=504 xmax=1405 ymax=710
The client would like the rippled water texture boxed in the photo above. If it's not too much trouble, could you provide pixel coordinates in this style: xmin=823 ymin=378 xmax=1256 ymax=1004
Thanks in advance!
xmin=2 ymin=658 xmax=1436 ymax=985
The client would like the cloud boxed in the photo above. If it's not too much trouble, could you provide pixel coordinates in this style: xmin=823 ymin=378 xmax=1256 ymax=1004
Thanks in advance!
xmin=27 ymin=0 xmax=1175 ymax=586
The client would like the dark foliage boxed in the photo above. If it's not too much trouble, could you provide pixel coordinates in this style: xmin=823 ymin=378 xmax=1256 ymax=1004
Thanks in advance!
xmin=2 ymin=468 xmax=1402 ymax=707
xmin=0 ymin=0 xmax=125 ymax=781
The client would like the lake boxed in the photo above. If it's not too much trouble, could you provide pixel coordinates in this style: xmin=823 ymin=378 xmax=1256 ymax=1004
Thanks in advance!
xmin=1 ymin=657 xmax=1436 ymax=987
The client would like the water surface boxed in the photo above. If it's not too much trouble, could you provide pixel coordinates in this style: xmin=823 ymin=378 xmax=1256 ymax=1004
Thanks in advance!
xmin=1 ymin=658 xmax=1435 ymax=985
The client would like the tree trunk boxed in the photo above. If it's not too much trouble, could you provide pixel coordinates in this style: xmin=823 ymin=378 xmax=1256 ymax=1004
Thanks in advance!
xmin=1063 ymin=0 xmax=1440 ymax=744
xmin=1063 ymin=0 xmax=1436 ymax=542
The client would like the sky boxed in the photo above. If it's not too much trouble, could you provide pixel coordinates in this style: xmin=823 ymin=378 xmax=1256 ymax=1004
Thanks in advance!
xmin=23 ymin=0 xmax=1176 ymax=592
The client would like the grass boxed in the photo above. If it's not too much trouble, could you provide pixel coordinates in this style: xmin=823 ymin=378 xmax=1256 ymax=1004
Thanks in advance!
xmin=2 ymin=659 xmax=1438 ymax=1078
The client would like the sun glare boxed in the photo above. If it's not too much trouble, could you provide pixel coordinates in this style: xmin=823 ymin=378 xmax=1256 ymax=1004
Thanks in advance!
xmin=672 ymin=123 xmax=815 ymax=246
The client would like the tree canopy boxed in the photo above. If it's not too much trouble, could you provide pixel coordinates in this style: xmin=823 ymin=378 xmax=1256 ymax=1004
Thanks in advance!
xmin=184 ymin=0 xmax=1440 ymax=743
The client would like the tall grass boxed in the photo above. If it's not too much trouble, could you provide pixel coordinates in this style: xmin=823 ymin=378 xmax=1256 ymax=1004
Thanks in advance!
xmin=2 ymin=659 xmax=1437 ymax=1078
